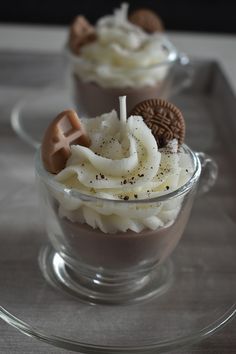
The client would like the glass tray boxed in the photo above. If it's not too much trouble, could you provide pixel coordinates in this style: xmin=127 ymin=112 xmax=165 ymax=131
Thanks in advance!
xmin=1 ymin=59 xmax=236 ymax=352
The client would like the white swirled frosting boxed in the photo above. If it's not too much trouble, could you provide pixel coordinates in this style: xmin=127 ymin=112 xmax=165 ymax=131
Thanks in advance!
xmin=70 ymin=3 xmax=174 ymax=88
xmin=54 ymin=109 xmax=193 ymax=234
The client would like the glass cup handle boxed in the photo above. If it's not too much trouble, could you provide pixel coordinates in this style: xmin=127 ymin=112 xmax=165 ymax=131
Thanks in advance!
xmin=169 ymin=53 xmax=194 ymax=97
xmin=196 ymin=152 xmax=218 ymax=195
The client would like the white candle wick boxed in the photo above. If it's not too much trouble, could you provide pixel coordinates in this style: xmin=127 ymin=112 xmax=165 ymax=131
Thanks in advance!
xmin=119 ymin=96 xmax=127 ymax=124
xmin=119 ymin=96 xmax=127 ymax=139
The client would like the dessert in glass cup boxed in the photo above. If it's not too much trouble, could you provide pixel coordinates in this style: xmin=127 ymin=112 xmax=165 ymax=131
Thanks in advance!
xmin=36 ymin=96 xmax=217 ymax=304
xmin=66 ymin=3 xmax=190 ymax=116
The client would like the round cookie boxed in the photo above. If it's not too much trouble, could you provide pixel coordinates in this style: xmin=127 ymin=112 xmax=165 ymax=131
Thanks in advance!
xmin=130 ymin=99 xmax=185 ymax=148
xmin=129 ymin=9 xmax=164 ymax=33
xmin=41 ymin=110 xmax=91 ymax=174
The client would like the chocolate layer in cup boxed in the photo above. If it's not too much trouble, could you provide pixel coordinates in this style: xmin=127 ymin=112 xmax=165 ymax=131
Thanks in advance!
xmin=71 ymin=75 xmax=171 ymax=116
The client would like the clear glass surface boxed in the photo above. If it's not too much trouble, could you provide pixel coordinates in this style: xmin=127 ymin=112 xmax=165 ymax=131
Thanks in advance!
xmin=10 ymin=55 xmax=191 ymax=150
xmin=35 ymin=145 xmax=203 ymax=304
xmin=66 ymin=36 xmax=191 ymax=116
xmin=10 ymin=87 xmax=74 ymax=149
xmin=0 ymin=183 xmax=235 ymax=352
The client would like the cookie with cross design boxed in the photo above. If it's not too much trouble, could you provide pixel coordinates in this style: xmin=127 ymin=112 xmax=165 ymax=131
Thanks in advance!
xmin=69 ymin=16 xmax=96 ymax=54
xmin=41 ymin=110 xmax=91 ymax=174
xmin=130 ymin=99 xmax=185 ymax=148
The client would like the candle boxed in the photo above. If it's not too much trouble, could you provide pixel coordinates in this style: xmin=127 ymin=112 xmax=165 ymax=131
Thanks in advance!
xmin=119 ymin=96 xmax=127 ymax=139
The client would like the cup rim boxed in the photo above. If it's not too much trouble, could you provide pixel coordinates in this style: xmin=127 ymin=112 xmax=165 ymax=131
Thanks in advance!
xmin=64 ymin=34 xmax=181 ymax=71
xmin=35 ymin=144 xmax=201 ymax=204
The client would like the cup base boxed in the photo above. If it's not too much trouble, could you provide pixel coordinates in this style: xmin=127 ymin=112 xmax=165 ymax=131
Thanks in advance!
xmin=39 ymin=245 xmax=173 ymax=305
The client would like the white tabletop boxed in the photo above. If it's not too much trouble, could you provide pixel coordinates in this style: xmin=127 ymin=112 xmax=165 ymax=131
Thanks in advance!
xmin=0 ymin=24 xmax=236 ymax=93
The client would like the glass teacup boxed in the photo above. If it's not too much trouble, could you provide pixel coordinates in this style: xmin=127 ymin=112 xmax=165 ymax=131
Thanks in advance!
xmin=35 ymin=145 xmax=217 ymax=304
xmin=65 ymin=35 xmax=191 ymax=117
